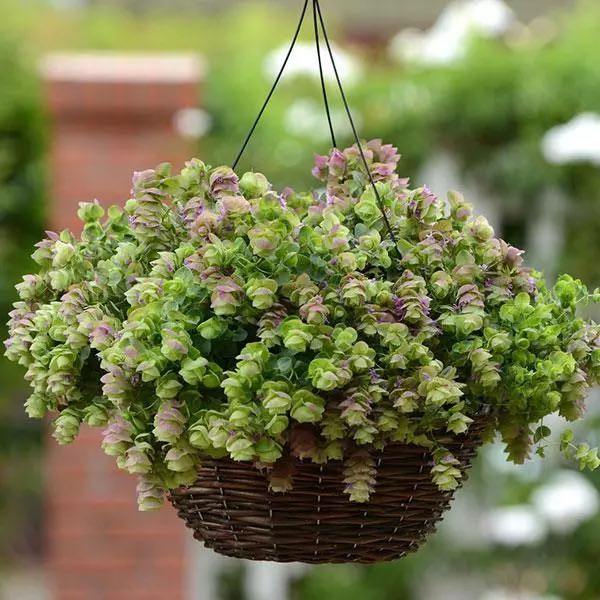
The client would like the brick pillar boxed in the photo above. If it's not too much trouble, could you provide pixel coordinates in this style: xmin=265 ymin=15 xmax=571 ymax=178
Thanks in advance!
xmin=41 ymin=53 xmax=204 ymax=600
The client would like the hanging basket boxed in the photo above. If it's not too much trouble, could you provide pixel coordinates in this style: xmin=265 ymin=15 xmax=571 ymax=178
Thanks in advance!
xmin=169 ymin=416 xmax=489 ymax=564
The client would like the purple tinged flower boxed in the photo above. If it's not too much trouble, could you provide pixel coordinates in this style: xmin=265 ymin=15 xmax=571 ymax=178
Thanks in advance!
xmin=153 ymin=399 xmax=186 ymax=444
xmin=456 ymin=284 xmax=485 ymax=311
xmin=59 ymin=287 xmax=88 ymax=318
xmin=343 ymin=450 xmax=376 ymax=503
xmin=455 ymin=206 xmax=471 ymax=221
xmin=181 ymin=197 xmax=207 ymax=228
xmin=102 ymin=415 xmax=134 ymax=457
xmin=123 ymin=443 xmax=152 ymax=474
xmin=100 ymin=366 xmax=131 ymax=404
xmin=168 ymin=339 xmax=186 ymax=355
xmin=165 ymin=446 xmax=195 ymax=473
xmin=329 ymin=149 xmax=346 ymax=178
xmin=9 ymin=135 xmax=600 ymax=509
xmin=312 ymin=154 xmax=329 ymax=180
xmin=340 ymin=390 xmax=372 ymax=427
xmin=160 ymin=326 xmax=191 ymax=361
xmin=183 ymin=253 xmax=203 ymax=272
xmin=15 ymin=275 xmax=42 ymax=301
xmin=393 ymin=296 xmax=407 ymax=320
xmin=504 ymin=245 xmax=525 ymax=268
xmin=42 ymin=231 xmax=59 ymax=242
xmin=131 ymin=169 xmax=156 ymax=193
xmin=210 ymin=278 xmax=243 ymax=316
xmin=299 ymin=295 xmax=329 ymax=325
xmin=209 ymin=167 xmax=239 ymax=197
xmin=136 ymin=477 xmax=164 ymax=512
xmin=128 ymin=193 xmax=167 ymax=242
xmin=281 ymin=187 xmax=295 ymax=201
xmin=219 ymin=195 xmax=251 ymax=215
xmin=324 ymin=193 xmax=336 ymax=207
xmin=369 ymin=369 xmax=382 ymax=384
xmin=164 ymin=256 xmax=176 ymax=273
xmin=190 ymin=209 xmax=219 ymax=238
xmin=248 ymin=225 xmax=281 ymax=257
xmin=372 ymin=163 xmax=395 ymax=179
xmin=368 ymin=139 xmax=400 ymax=165
xmin=124 ymin=345 xmax=141 ymax=361
xmin=421 ymin=186 xmax=437 ymax=206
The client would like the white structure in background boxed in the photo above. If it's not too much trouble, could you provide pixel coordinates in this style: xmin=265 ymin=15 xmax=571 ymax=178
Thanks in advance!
xmin=244 ymin=561 xmax=307 ymax=600
xmin=188 ymin=543 xmax=238 ymax=600
xmin=284 ymin=98 xmax=355 ymax=142
xmin=532 ymin=470 xmax=600 ymax=534
xmin=535 ymin=111 xmax=600 ymax=276
xmin=419 ymin=149 xmax=566 ymax=280
xmin=525 ymin=186 xmax=567 ymax=281
xmin=483 ymin=505 xmax=547 ymax=547
xmin=476 ymin=469 xmax=599 ymax=550
xmin=418 ymin=149 xmax=502 ymax=230
xmin=541 ymin=112 xmax=600 ymax=166
xmin=265 ymin=42 xmax=362 ymax=84
xmin=389 ymin=0 xmax=515 ymax=65
xmin=174 ymin=107 xmax=212 ymax=139
xmin=189 ymin=541 xmax=305 ymax=600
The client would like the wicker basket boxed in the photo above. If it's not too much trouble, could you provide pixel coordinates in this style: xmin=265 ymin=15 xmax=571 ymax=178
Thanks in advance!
xmin=170 ymin=418 xmax=489 ymax=564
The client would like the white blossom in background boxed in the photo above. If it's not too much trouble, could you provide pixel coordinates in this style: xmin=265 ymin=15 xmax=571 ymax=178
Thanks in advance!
xmin=541 ymin=112 xmax=600 ymax=166
xmin=389 ymin=0 xmax=516 ymax=65
xmin=173 ymin=108 xmax=212 ymax=139
xmin=245 ymin=561 xmax=307 ymax=600
xmin=265 ymin=42 xmax=362 ymax=85
xmin=283 ymin=98 xmax=355 ymax=142
xmin=532 ymin=470 xmax=599 ymax=534
xmin=483 ymin=505 xmax=547 ymax=546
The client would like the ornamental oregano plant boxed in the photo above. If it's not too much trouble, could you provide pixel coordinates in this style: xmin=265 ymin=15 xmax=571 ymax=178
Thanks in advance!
xmin=5 ymin=140 xmax=600 ymax=510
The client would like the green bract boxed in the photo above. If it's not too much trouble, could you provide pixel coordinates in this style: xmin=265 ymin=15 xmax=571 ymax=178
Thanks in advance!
xmin=5 ymin=140 xmax=600 ymax=510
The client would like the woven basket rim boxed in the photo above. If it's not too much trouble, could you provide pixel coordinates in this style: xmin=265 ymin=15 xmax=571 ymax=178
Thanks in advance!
xmin=170 ymin=416 xmax=490 ymax=564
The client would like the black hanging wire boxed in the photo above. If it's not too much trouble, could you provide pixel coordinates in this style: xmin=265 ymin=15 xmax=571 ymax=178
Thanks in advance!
xmin=313 ymin=0 xmax=400 ymax=257
xmin=312 ymin=0 xmax=337 ymax=149
xmin=231 ymin=0 xmax=400 ymax=258
xmin=232 ymin=0 xmax=310 ymax=171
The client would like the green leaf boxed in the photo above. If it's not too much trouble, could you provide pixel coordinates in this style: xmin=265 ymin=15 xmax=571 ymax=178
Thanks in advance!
xmin=533 ymin=425 xmax=551 ymax=443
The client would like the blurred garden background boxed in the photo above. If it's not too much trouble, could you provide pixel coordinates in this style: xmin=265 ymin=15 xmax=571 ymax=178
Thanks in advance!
xmin=2 ymin=0 xmax=600 ymax=598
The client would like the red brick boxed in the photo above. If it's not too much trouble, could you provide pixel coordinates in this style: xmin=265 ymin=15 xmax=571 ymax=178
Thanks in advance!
xmin=43 ymin=53 xmax=202 ymax=600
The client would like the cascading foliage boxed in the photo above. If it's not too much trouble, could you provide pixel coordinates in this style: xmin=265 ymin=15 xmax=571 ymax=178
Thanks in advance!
xmin=5 ymin=140 xmax=600 ymax=510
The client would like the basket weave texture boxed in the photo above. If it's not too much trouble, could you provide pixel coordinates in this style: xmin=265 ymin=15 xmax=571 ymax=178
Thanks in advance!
xmin=170 ymin=418 xmax=488 ymax=564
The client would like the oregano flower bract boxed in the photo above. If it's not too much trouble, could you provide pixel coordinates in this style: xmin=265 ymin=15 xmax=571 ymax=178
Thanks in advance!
xmin=5 ymin=140 xmax=600 ymax=510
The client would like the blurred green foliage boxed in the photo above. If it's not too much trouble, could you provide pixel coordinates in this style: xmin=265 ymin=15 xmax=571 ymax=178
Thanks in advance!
xmin=2 ymin=2 xmax=600 ymax=282
xmin=1 ymin=0 xmax=600 ymax=590
xmin=0 ymin=34 xmax=45 ymax=564
xmin=377 ymin=2 xmax=600 ymax=285
xmin=0 ymin=36 xmax=44 ymax=320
